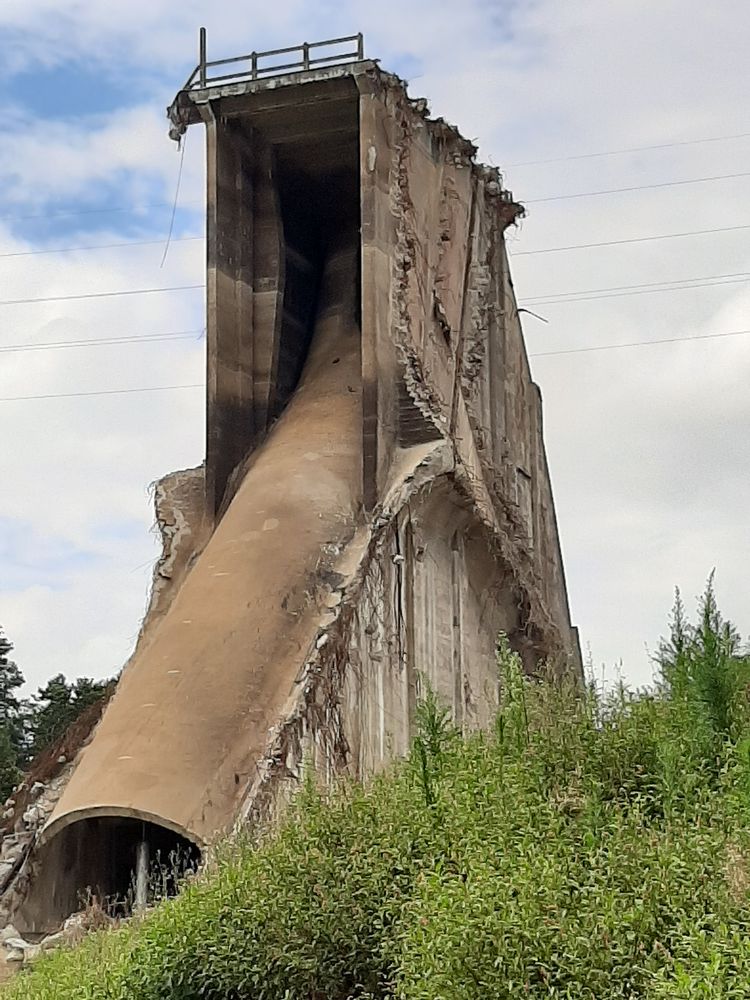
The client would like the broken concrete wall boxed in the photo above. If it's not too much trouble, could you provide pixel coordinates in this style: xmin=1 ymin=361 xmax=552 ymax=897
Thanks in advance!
xmin=342 ymin=476 xmax=521 ymax=775
xmin=142 ymin=466 xmax=207 ymax=634
xmin=234 ymin=453 xmax=538 ymax=833
xmin=3 ymin=60 xmax=580 ymax=933
xmin=356 ymin=70 xmax=579 ymax=668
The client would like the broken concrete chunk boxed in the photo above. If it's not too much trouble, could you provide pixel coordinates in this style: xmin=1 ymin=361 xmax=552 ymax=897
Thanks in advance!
xmin=0 ymin=862 xmax=16 ymax=881
xmin=63 ymin=911 xmax=86 ymax=933
xmin=22 ymin=806 xmax=43 ymax=827
xmin=3 ymin=937 xmax=31 ymax=952
xmin=40 ymin=931 xmax=67 ymax=951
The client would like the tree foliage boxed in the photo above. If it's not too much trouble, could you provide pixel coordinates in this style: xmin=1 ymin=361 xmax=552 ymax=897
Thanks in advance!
xmin=25 ymin=673 xmax=109 ymax=760
xmin=0 ymin=626 xmax=109 ymax=799
xmin=0 ymin=628 xmax=24 ymax=800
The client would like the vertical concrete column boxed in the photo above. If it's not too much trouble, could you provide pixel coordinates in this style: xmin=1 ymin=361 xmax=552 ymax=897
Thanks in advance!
xmin=489 ymin=221 xmax=507 ymax=468
xmin=450 ymin=534 xmax=465 ymax=729
xmin=134 ymin=836 xmax=149 ymax=911
xmin=202 ymin=108 xmax=256 ymax=518
xmin=250 ymin=142 xmax=284 ymax=435
xmin=357 ymin=78 xmax=400 ymax=510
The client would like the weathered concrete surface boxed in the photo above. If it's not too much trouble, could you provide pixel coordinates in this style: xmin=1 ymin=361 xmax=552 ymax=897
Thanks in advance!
xmin=143 ymin=466 xmax=207 ymax=630
xmin=41 ymin=241 xmax=362 ymax=855
xmin=6 ymin=58 xmax=581 ymax=932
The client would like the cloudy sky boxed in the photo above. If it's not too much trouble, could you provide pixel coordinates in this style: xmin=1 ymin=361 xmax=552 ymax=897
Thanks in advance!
xmin=0 ymin=0 xmax=748 ymax=691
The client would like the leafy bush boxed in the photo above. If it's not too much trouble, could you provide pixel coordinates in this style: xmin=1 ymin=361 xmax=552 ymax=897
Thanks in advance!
xmin=5 ymin=580 xmax=750 ymax=999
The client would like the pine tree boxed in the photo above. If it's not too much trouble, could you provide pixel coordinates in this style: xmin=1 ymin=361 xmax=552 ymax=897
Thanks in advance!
xmin=657 ymin=574 xmax=750 ymax=742
xmin=0 ymin=628 xmax=24 ymax=800
xmin=27 ymin=673 xmax=108 ymax=759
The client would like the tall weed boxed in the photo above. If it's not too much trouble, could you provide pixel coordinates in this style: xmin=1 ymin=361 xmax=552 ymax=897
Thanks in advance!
xmin=5 ymin=577 xmax=750 ymax=1000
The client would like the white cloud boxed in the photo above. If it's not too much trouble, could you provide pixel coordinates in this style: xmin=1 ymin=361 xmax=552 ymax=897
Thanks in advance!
xmin=0 ymin=103 xmax=205 ymax=209
xmin=0 ymin=217 xmax=205 ymax=688
xmin=1 ymin=0 xmax=750 ymax=691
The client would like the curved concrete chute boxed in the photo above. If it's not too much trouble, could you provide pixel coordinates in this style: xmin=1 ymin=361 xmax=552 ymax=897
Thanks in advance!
xmin=18 ymin=816 xmax=201 ymax=934
xmin=39 ymin=805 xmax=202 ymax=851
xmin=38 ymin=240 xmax=362 ymax=912
xmin=1 ymin=59 xmax=583 ymax=939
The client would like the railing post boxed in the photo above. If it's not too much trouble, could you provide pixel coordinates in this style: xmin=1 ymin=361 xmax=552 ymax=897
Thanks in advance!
xmin=357 ymin=33 xmax=364 ymax=59
xmin=302 ymin=42 xmax=310 ymax=70
xmin=251 ymin=51 xmax=258 ymax=79
xmin=199 ymin=27 xmax=207 ymax=88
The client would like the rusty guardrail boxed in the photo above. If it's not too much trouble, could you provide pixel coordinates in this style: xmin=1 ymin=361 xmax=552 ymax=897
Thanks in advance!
xmin=181 ymin=29 xmax=365 ymax=92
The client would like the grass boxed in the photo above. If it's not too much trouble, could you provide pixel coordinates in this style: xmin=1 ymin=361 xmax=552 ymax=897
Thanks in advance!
xmin=4 ymin=578 xmax=750 ymax=999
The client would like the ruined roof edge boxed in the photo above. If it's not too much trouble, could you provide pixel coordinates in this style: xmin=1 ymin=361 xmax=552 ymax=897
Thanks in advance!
xmin=166 ymin=59 xmax=524 ymax=226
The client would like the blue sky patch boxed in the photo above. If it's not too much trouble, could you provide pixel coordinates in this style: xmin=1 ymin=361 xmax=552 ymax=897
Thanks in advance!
xmin=0 ymin=517 xmax=103 ymax=592
xmin=4 ymin=60 xmax=146 ymax=121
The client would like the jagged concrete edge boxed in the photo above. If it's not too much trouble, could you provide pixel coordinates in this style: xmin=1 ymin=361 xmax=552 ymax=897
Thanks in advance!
xmin=231 ymin=441 xmax=453 ymax=836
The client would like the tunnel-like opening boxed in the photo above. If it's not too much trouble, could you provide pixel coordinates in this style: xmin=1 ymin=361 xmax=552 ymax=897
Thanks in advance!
xmin=268 ymin=127 xmax=361 ymax=422
xmin=208 ymin=84 xmax=362 ymax=514
xmin=17 ymin=817 xmax=200 ymax=935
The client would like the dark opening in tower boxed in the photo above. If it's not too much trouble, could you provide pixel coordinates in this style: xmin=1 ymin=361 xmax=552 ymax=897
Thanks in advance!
xmin=17 ymin=817 xmax=200 ymax=935
xmin=208 ymin=83 xmax=361 ymax=515
xmin=271 ymin=139 xmax=361 ymax=420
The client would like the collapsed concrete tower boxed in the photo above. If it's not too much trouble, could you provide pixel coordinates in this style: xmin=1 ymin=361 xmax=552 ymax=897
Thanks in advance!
xmin=9 ymin=34 xmax=580 ymax=932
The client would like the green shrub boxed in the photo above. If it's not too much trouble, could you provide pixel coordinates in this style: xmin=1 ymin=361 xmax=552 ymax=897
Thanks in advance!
xmin=5 ymin=580 xmax=750 ymax=999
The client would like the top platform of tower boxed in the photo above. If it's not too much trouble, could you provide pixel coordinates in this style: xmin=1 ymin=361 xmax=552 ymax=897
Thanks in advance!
xmin=167 ymin=30 xmax=383 ymax=142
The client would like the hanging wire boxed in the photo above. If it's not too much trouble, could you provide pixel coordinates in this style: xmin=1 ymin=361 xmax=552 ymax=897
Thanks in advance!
xmin=160 ymin=133 xmax=188 ymax=268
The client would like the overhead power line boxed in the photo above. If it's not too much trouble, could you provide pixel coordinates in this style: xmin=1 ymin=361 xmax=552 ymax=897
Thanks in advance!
xmin=0 ymin=284 xmax=204 ymax=307
xmin=2 ymin=328 xmax=747 ymax=401
xmin=528 ymin=269 xmax=750 ymax=299
xmin=0 ymin=236 xmax=204 ymax=261
xmin=510 ymin=223 xmax=750 ymax=256
xmin=0 ymin=222 xmax=742 ymax=265
xmin=0 ymin=330 xmax=204 ymax=354
xmin=525 ymin=171 xmax=750 ymax=204
xmin=523 ymin=271 xmax=750 ymax=305
xmin=530 ymin=328 xmax=750 ymax=358
xmin=0 ymin=200 xmax=200 ymax=223
xmin=507 ymin=129 xmax=750 ymax=167
xmin=0 ymin=383 xmax=203 ymax=403
xmin=524 ymin=275 xmax=750 ymax=305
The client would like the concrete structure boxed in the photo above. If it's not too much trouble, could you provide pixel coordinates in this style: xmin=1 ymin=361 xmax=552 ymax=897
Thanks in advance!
xmin=4 ymin=35 xmax=580 ymax=933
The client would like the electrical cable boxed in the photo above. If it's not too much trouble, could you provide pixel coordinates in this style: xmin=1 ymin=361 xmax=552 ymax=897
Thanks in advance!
xmin=0 ymin=200 xmax=200 ymax=223
xmin=0 ymin=126 xmax=744 ymax=228
xmin=161 ymin=133 xmax=188 ymax=268
xmin=529 ymin=328 xmax=750 ymax=358
xmin=522 ymin=271 xmax=750 ymax=305
xmin=0 ymin=284 xmax=204 ymax=307
xmin=0 ymin=236 xmax=203 ymax=260
xmin=509 ymin=223 xmax=750 ymax=256
xmin=2 ymin=329 xmax=748 ymax=401
xmin=523 ymin=276 xmax=750 ymax=304
xmin=5 ymin=267 xmax=747 ymax=312
xmin=506 ymin=129 xmax=750 ymax=167
xmin=0 ymin=383 xmax=203 ymax=403
xmin=0 ymin=330 xmax=204 ymax=354
xmin=525 ymin=171 xmax=750 ymax=203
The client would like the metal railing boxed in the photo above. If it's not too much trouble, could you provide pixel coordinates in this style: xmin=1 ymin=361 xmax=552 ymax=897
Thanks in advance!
xmin=181 ymin=29 xmax=365 ymax=92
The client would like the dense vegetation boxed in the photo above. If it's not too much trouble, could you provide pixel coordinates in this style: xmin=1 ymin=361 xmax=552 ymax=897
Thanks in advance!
xmin=0 ymin=627 xmax=109 ymax=800
xmin=5 ymin=579 xmax=750 ymax=999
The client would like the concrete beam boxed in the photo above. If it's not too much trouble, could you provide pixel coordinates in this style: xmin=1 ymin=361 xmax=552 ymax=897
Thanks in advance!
xmin=203 ymin=108 xmax=258 ymax=518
